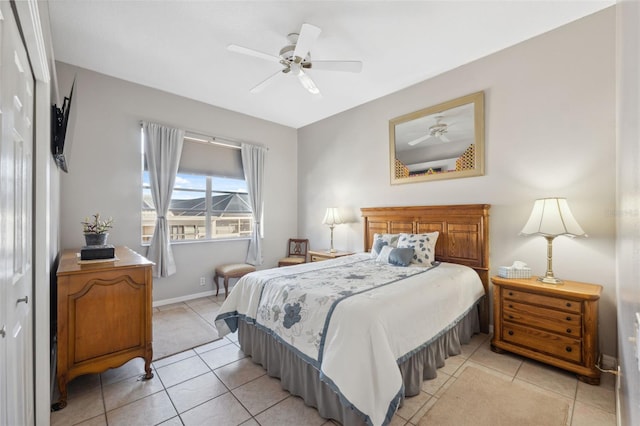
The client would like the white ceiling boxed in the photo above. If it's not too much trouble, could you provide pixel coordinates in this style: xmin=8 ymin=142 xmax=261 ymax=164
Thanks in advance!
xmin=46 ymin=1 xmax=614 ymax=129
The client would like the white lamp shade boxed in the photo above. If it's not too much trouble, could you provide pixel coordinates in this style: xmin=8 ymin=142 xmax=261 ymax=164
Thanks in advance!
xmin=322 ymin=208 xmax=344 ymax=226
xmin=520 ymin=198 xmax=586 ymax=237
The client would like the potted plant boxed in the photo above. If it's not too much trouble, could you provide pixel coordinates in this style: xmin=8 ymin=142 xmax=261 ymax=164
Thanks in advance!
xmin=81 ymin=213 xmax=113 ymax=246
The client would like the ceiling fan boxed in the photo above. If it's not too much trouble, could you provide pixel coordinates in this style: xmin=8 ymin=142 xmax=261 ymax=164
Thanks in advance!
xmin=407 ymin=116 xmax=451 ymax=146
xmin=228 ymin=23 xmax=363 ymax=96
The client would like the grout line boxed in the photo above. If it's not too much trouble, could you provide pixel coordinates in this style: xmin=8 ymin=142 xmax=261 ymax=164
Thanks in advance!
xmin=568 ymin=399 xmax=576 ymax=426
xmin=58 ymin=303 xmax=611 ymax=426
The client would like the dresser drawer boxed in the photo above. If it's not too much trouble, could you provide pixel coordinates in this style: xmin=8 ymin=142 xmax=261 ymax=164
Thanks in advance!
xmin=311 ymin=255 xmax=323 ymax=262
xmin=503 ymin=301 xmax=582 ymax=337
xmin=502 ymin=322 xmax=582 ymax=363
xmin=502 ymin=288 xmax=582 ymax=314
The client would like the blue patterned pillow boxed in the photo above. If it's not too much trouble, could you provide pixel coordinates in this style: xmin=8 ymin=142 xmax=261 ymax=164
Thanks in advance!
xmin=397 ymin=232 xmax=439 ymax=266
xmin=369 ymin=233 xmax=400 ymax=258
xmin=376 ymin=246 xmax=414 ymax=267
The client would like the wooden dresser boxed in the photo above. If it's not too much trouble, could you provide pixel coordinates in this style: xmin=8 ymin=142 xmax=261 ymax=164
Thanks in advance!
xmin=309 ymin=249 xmax=354 ymax=262
xmin=53 ymin=246 xmax=154 ymax=410
xmin=491 ymin=276 xmax=602 ymax=384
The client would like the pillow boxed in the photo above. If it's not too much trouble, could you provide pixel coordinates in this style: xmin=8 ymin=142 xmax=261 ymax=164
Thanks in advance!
xmin=397 ymin=232 xmax=439 ymax=266
xmin=376 ymin=246 xmax=414 ymax=267
xmin=372 ymin=239 xmax=388 ymax=256
xmin=369 ymin=233 xmax=400 ymax=258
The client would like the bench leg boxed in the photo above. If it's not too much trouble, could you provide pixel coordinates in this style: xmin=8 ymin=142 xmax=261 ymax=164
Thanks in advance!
xmin=214 ymin=273 xmax=220 ymax=296
xmin=224 ymin=277 xmax=229 ymax=298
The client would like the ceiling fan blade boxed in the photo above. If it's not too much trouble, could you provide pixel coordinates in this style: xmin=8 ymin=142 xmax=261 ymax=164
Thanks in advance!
xmin=407 ymin=134 xmax=431 ymax=146
xmin=250 ymin=70 xmax=284 ymax=93
xmin=297 ymin=69 xmax=320 ymax=95
xmin=293 ymin=23 xmax=321 ymax=61
xmin=228 ymin=44 xmax=281 ymax=64
xmin=311 ymin=60 xmax=363 ymax=73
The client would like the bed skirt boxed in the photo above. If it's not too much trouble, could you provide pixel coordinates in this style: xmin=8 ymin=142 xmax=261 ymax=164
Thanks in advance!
xmin=237 ymin=301 xmax=481 ymax=425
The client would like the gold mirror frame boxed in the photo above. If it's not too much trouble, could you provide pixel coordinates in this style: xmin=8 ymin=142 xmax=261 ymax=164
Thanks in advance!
xmin=389 ymin=91 xmax=485 ymax=184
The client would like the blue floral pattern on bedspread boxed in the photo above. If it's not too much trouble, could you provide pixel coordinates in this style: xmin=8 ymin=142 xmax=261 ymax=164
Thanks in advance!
xmin=256 ymin=258 xmax=434 ymax=365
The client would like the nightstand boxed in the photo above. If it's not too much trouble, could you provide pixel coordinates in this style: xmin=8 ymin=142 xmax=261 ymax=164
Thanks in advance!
xmin=491 ymin=275 xmax=602 ymax=384
xmin=308 ymin=249 xmax=354 ymax=262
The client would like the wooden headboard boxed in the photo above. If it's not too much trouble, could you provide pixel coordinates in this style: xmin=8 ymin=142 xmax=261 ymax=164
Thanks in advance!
xmin=361 ymin=204 xmax=490 ymax=333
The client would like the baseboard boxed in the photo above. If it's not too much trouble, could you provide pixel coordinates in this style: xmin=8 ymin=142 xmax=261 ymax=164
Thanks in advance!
xmin=153 ymin=290 xmax=217 ymax=307
xmin=601 ymin=354 xmax=617 ymax=370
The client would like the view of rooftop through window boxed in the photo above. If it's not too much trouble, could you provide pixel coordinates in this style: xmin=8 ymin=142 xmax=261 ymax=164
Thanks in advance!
xmin=142 ymin=171 xmax=253 ymax=243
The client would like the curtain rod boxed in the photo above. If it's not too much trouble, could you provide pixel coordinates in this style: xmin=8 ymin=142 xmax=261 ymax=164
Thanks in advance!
xmin=139 ymin=121 xmax=267 ymax=151
xmin=184 ymin=133 xmax=241 ymax=150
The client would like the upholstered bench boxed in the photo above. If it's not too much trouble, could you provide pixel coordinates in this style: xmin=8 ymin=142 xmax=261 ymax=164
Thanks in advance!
xmin=213 ymin=263 xmax=256 ymax=298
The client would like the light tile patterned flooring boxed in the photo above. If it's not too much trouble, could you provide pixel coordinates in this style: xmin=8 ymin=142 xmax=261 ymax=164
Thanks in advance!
xmin=51 ymin=295 xmax=617 ymax=426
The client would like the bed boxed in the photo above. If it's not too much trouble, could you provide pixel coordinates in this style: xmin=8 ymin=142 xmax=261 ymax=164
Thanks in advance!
xmin=215 ymin=204 xmax=490 ymax=426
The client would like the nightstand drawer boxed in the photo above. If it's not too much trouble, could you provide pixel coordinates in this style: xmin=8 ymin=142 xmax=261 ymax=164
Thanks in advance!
xmin=503 ymin=301 xmax=582 ymax=337
xmin=503 ymin=288 xmax=582 ymax=314
xmin=503 ymin=322 xmax=582 ymax=363
xmin=308 ymin=250 xmax=354 ymax=262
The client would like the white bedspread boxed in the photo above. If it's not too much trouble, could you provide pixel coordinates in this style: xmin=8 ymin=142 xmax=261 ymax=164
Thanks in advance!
xmin=214 ymin=254 xmax=484 ymax=426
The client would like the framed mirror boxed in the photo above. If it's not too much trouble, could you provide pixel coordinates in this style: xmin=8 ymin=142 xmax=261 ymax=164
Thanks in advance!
xmin=389 ymin=91 xmax=484 ymax=184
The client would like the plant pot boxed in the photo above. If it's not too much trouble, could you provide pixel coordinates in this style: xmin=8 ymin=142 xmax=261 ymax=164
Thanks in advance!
xmin=84 ymin=233 xmax=108 ymax=246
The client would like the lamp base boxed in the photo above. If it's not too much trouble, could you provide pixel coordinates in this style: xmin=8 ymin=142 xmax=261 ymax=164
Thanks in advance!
xmin=328 ymin=248 xmax=337 ymax=253
xmin=538 ymin=276 xmax=563 ymax=284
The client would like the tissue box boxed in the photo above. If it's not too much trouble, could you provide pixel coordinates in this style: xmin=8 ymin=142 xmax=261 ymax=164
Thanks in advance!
xmin=80 ymin=244 xmax=115 ymax=260
xmin=498 ymin=266 xmax=532 ymax=279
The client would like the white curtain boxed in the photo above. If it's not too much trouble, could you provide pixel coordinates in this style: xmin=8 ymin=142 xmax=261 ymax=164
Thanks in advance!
xmin=143 ymin=122 xmax=185 ymax=277
xmin=241 ymin=143 xmax=267 ymax=265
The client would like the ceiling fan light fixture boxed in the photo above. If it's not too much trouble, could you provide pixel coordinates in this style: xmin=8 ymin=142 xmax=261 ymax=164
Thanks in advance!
xmin=429 ymin=124 xmax=448 ymax=137
xmin=428 ymin=116 xmax=448 ymax=137
xmin=298 ymin=70 xmax=320 ymax=94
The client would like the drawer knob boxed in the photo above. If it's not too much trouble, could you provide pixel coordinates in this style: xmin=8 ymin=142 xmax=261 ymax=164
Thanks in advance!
xmin=508 ymin=315 xmax=513 ymax=319
xmin=508 ymin=291 xmax=514 ymax=296
xmin=566 ymin=316 xmax=572 ymax=321
xmin=508 ymin=330 xmax=514 ymax=336
xmin=566 ymin=328 xmax=572 ymax=334
xmin=508 ymin=304 xmax=513 ymax=309
xmin=566 ymin=302 xmax=572 ymax=308
xmin=565 ymin=346 xmax=572 ymax=353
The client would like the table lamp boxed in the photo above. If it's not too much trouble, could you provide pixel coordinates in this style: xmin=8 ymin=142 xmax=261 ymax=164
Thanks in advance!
xmin=322 ymin=207 xmax=344 ymax=253
xmin=520 ymin=198 xmax=586 ymax=284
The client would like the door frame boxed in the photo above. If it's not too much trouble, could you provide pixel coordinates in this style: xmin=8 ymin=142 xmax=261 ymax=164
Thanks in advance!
xmin=10 ymin=1 xmax=53 ymax=425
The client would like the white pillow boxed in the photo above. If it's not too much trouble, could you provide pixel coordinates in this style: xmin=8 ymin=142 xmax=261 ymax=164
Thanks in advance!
xmin=369 ymin=233 xmax=400 ymax=258
xmin=397 ymin=232 xmax=439 ymax=266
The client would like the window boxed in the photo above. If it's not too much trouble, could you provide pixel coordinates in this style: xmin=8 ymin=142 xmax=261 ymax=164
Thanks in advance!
xmin=142 ymin=133 xmax=253 ymax=243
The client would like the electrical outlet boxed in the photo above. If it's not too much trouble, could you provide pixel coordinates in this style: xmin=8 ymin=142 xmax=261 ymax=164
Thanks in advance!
xmin=199 ymin=276 xmax=205 ymax=286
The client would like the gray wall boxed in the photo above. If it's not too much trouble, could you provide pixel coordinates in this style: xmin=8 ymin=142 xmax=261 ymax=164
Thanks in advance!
xmin=616 ymin=1 xmax=640 ymax=424
xmin=56 ymin=62 xmax=298 ymax=302
xmin=298 ymin=9 xmax=617 ymax=357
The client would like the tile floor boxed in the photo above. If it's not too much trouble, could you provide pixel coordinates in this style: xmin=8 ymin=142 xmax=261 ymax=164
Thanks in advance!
xmin=51 ymin=295 xmax=617 ymax=426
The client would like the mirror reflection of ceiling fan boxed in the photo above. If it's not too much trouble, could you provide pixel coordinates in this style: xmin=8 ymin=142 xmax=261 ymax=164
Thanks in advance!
xmin=228 ymin=23 xmax=363 ymax=96
xmin=407 ymin=116 xmax=451 ymax=146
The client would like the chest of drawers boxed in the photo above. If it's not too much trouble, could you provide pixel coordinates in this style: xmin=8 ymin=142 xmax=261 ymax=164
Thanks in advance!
xmin=491 ymin=276 xmax=602 ymax=384
xmin=53 ymin=246 xmax=154 ymax=410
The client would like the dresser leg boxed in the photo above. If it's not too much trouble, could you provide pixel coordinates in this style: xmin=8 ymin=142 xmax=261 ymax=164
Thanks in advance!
xmin=51 ymin=400 xmax=67 ymax=411
xmin=577 ymin=374 xmax=600 ymax=386
xmin=51 ymin=375 xmax=68 ymax=411
xmin=490 ymin=344 xmax=506 ymax=354
xmin=142 ymin=356 xmax=154 ymax=380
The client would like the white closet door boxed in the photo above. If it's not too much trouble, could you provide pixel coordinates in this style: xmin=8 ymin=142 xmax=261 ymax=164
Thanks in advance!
xmin=0 ymin=2 xmax=35 ymax=425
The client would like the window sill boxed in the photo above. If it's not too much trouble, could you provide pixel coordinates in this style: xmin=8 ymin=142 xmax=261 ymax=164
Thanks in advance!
xmin=141 ymin=236 xmax=252 ymax=247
